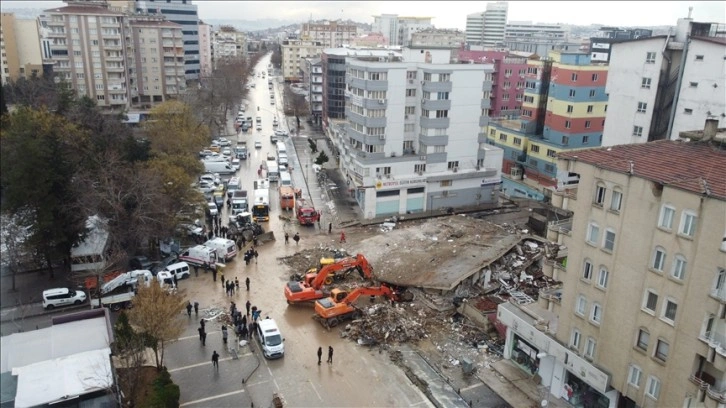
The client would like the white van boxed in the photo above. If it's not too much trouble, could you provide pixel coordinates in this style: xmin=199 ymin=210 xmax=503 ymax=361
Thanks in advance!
xmin=275 ymin=141 xmax=287 ymax=155
xmin=277 ymin=153 xmax=288 ymax=167
xmin=279 ymin=171 xmax=292 ymax=187
xmin=204 ymin=238 xmax=237 ymax=262
xmin=256 ymin=318 xmax=285 ymax=359
xmin=265 ymin=160 xmax=279 ymax=182
xmin=164 ymin=262 xmax=191 ymax=280
xmin=178 ymin=245 xmax=217 ymax=267
xmin=42 ymin=288 xmax=87 ymax=310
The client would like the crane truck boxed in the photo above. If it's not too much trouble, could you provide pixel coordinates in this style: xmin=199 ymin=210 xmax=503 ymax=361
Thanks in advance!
xmin=313 ymin=285 xmax=413 ymax=328
xmin=295 ymin=198 xmax=320 ymax=226
xmin=284 ymin=254 xmax=375 ymax=305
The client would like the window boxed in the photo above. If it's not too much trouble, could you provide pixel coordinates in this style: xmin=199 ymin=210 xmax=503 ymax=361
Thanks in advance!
xmin=567 ymin=105 xmax=574 ymax=113
xmin=438 ymin=73 xmax=450 ymax=82
xmin=646 ymin=376 xmax=661 ymax=399
xmin=568 ymin=89 xmax=576 ymax=97
xmin=679 ymin=210 xmax=697 ymax=237
xmin=499 ymin=133 xmax=507 ymax=142
xmin=435 ymin=110 xmax=448 ymax=118
xmin=414 ymin=164 xmax=426 ymax=173
xmin=672 ymin=255 xmax=687 ymax=280
xmin=593 ymin=184 xmax=606 ymax=205
xmin=584 ymin=337 xmax=596 ymax=359
xmin=589 ymin=89 xmax=596 ymax=97
xmin=447 ymin=161 xmax=459 ymax=170
xmin=662 ymin=299 xmax=677 ymax=322
xmin=684 ymin=108 xmax=693 ymax=114
xmin=376 ymin=166 xmax=391 ymax=176
xmin=571 ymin=73 xmax=578 ymax=81
xmin=576 ymin=295 xmax=587 ymax=315
xmin=603 ymin=229 xmax=616 ymax=251
xmin=610 ymin=190 xmax=622 ymax=212
xmin=570 ymin=329 xmax=581 ymax=349
xmin=582 ymin=260 xmax=593 ymax=281
xmin=407 ymin=71 xmax=417 ymax=79
xmin=440 ymin=180 xmax=452 ymax=187
xmin=591 ymin=73 xmax=599 ymax=81
xmin=654 ymin=339 xmax=669 ymax=361
xmin=437 ymin=92 xmax=449 ymax=100
xmin=530 ymin=145 xmax=540 ymax=153
xmin=586 ymin=105 xmax=594 ymax=113
xmin=562 ymin=136 xmax=569 ymax=145
xmin=513 ymin=137 xmax=522 ymax=146
xmin=565 ymin=120 xmax=571 ymax=129
xmin=652 ymin=247 xmax=666 ymax=271
xmin=646 ymin=52 xmax=656 ymax=63
xmin=628 ymin=365 xmax=642 ymax=387
xmin=636 ymin=329 xmax=650 ymax=350
xmin=547 ymin=149 xmax=556 ymax=158
xmin=597 ymin=267 xmax=609 ymax=288
xmin=587 ymin=223 xmax=600 ymax=245
xmin=583 ymin=135 xmax=589 ymax=144
xmin=641 ymin=77 xmax=652 ymax=89
xmin=637 ymin=102 xmax=647 ymax=113
xmin=406 ymin=89 xmax=416 ymax=97
xmin=658 ymin=205 xmax=675 ymax=229
xmin=689 ymin=81 xmax=698 ymax=88
xmin=695 ymin=55 xmax=704 ymax=61
xmin=590 ymin=303 xmax=602 ymax=324
xmin=643 ymin=290 xmax=658 ymax=313
xmin=631 ymin=125 xmax=643 ymax=137
xmin=715 ymin=268 xmax=726 ymax=297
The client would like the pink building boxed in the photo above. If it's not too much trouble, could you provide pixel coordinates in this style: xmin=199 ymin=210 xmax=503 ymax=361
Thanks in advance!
xmin=349 ymin=32 xmax=388 ymax=47
xmin=458 ymin=49 xmax=529 ymax=114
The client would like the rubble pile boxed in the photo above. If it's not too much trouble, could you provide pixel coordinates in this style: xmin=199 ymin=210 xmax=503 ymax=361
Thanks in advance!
xmin=278 ymin=246 xmax=350 ymax=279
xmin=341 ymin=303 xmax=435 ymax=345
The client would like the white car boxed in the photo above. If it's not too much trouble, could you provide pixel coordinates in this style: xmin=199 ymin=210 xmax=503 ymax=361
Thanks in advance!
xmin=218 ymin=138 xmax=231 ymax=147
xmin=207 ymin=201 xmax=218 ymax=217
xmin=256 ymin=125 xmax=262 ymax=131
xmin=254 ymin=141 xmax=262 ymax=149
xmin=231 ymin=158 xmax=240 ymax=171
xmin=222 ymin=148 xmax=232 ymax=157
xmin=274 ymin=129 xmax=287 ymax=137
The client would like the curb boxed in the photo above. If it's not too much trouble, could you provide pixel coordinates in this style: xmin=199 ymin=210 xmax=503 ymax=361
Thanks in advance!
xmin=0 ymin=302 xmax=90 ymax=323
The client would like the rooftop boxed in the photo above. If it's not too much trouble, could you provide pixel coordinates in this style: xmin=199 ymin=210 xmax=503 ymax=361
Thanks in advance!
xmin=44 ymin=5 xmax=122 ymax=15
xmin=558 ymin=140 xmax=726 ymax=201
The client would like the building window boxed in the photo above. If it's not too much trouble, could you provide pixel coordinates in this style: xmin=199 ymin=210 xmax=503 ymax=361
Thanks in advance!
xmin=597 ymin=267 xmax=609 ymax=289
xmin=636 ymin=329 xmax=650 ymax=350
xmin=499 ymin=133 xmax=507 ymax=142
xmin=652 ymin=247 xmax=666 ymax=272
xmin=438 ymin=73 xmax=450 ymax=82
xmin=567 ymin=105 xmax=574 ymax=113
xmin=590 ymin=303 xmax=602 ymax=324
xmin=714 ymin=268 xmax=726 ymax=298
xmin=576 ymin=295 xmax=587 ymax=315
xmin=513 ymin=137 xmax=521 ymax=146
xmin=440 ymin=180 xmax=452 ymax=187
xmin=646 ymin=52 xmax=656 ymax=63
xmin=671 ymin=255 xmax=687 ymax=280
xmin=628 ymin=365 xmax=642 ymax=387
xmin=447 ymin=161 xmax=459 ymax=170
xmin=582 ymin=259 xmax=593 ymax=281
xmin=584 ymin=337 xmax=596 ymax=359
xmin=593 ymin=184 xmax=606 ymax=206
xmin=646 ymin=376 xmax=661 ymax=400
xmin=689 ymin=82 xmax=698 ymax=88
xmin=654 ymin=339 xmax=669 ymax=361
xmin=662 ymin=299 xmax=677 ymax=323
xmin=643 ymin=290 xmax=658 ymax=313
xmin=641 ymin=77 xmax=652 ymax=89
xmin=694 ymin=55 xmax=704 ymax=61
xmin=684 ymin=108 xmax=693 ymax=114
xmin=603 ymin=229 xmax=616 ymax=252
xmin=565 ymin=120 xmax=571 ymax=129
xmin=637 ymin=102 xmax=647 ymax=113
xmin=406 ymin=89 xmax=416 ymax=97
xmin=633 ymin=126 xmax=643 ymax=137
xmin=562 ymin=136 xmax=569 ymax=145
xmin=679 ymin=210 xmax=697 ymax=237
xmin=583 ymin=135 xmax=589 ymax=144
xmin=570 ymin=329 xmax=581 ymax=349
xmin=587 ymin=223 xmax=600 ymax=245
xmin=589 ymin=89 xmax=596 ymax=97
xmin=610 ymin=190 xmax=622 ymax=212
xmin=547 ymin=149 xmax=556 ymax=158
xmin=569 ymin=89 xmax=576 ymax=97
xmin=586 ymin=105 xmax=594 ymax=113
xmin=658 ymin=205 xmax=675 ymax=229
xmin=571 ymin=73 xmax=578 ymax=81
xmin=529 ymin=145 xmax=540 ymax=153
xmin=591 ymin=73 xmax=599 ymax=81
xmin=435 ymin=110 xmax=448 ymax=118
xmin=437 ymin=91 xmax=449 ymax=100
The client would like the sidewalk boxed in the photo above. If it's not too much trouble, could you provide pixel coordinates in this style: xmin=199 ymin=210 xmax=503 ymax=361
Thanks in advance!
xmin=479 ymin=359 xmax=569 ymax=408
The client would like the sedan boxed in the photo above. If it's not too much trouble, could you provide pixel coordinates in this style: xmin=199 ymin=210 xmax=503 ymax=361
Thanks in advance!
xmin=254 ymin=141 xmax=262 ymax=149
xmin=256 ymin=125 xmax=262 ymax=131
xmin=274 ymin=129 xmax=287 ymax=137
xmin=218 ymin=138 xmax=231 ymax=147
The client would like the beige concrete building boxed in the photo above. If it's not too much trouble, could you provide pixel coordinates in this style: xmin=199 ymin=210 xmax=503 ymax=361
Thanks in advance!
xmin=509 ymin=124 xmax=726 ymax=407
xmin=198 ymin=20 xmax=212 ymax=77
xmin=281 ymin=39 xmax=323 ymax=83
xmin=301 ymin=20 xmax=358 ymax=48
xmin=1 ymin=13 xmax=44 ymax=85
xmin=211 ymin=26 xmax=247 ymax=70
xmin=410 ymin=28 xmax=466 ymax=48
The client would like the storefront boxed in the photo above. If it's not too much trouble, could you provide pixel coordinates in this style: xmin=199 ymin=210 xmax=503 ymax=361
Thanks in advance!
xmin=561 ymin=371 xmax=610 ymax=408
xmin=511 ymin=335 xmax=540 ymax=375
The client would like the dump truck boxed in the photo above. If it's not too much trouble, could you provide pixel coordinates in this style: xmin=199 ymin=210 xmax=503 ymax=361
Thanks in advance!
xmin=284 ymin=254 xmax=375 ymax=305
xmin=313 ymin=285 xmax=413 ymax=328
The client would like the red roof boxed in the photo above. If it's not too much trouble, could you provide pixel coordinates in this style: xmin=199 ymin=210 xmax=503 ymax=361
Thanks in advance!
xmin=559 ymin=140 xmax=726 ymax=200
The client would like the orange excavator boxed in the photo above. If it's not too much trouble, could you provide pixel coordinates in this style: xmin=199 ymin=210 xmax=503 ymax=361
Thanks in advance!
xmin=284 ymin=254 xmax=375 ymax=305
xmin=313 ymin=285 xmax=413 ymax=328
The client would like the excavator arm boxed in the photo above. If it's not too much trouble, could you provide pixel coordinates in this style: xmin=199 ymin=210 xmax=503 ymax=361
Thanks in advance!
xmin=337 ymin=286 xmax=394 ymax=305
xmin=309 ymin=253 xmax=374 ymax=288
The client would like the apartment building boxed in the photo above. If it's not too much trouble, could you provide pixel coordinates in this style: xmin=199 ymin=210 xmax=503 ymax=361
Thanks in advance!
xmin=505 ymin=21 xmax=568 ymax=41
xmin=501 ymin=38 xmax=586 ymax=57
xmin=134 ymin=0 xmax=200 ymax=81
xmin=503 ymin=126 xmax=726 ymax=407
xmin=372 ymin=14 xmax=433 ymax=47
xmin=602 ymin=18 xmax=726 ymax=145
xmin=457 ymin=49 xmax=528 ymax=114
xmin=0 ymin=13 xmax=44 ymax=85
xmin=197 ymin=20 xmax=211 ymax=77
xmin=325 ymin=48 xmax=503 ymax=219
xmin=409 ymin=29 xmax=465 ymax=48
xmin=301 ymin=20 xmax=358 ymax=48
xmin=281 ymin=39 xmax=323 ymax=83
xmin=465 ymin=2 xmax=509 ymax=47
xmin=589 ymin=27 xmax=653 ymax=63
xmin=348 ymin=32 xmax=387 ymax=47
xmin=126 ymin=15 xmax=185 ymax=107
xmin=211 ymin=27 xmax=247 ymax=70
xmin=301 ymin=57 xmax=323 ymax=125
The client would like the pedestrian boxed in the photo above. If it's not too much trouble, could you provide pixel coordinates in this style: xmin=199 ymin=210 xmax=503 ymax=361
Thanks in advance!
xmin=252 ymin=234 xmax=259 ymax=246
xmin=222 ymin=325 xmax=228 ymax=344
xmin=194 ymin=301 xmax=199 ymax=315
xmin=241 ymin=235 xmax=247 ymax=247
xmin=327 ymin=346 xmax=334 ymax=364
xmin=317 ymin=347 xmax=323 ymax=365
xmin=245 ymin=300 xmax=251 ymax=315
xmin=221 ymin=273 xmax=225 ymax=289
xmin=186 ymin=301 xmax=192 ymax=316
xmin=240 ymin=324 xmax=248 ymax=340
xmin=194 ymin=264 xmax=199 ymax=277
xmin=340 ymin=230 xmax=346 ymax=243
xmin=212 ymin=350 xmax=219 ymax=369
xmin=284 ymin=232 xmax=289 ymax=244
xmin=198 ymin=326 xmax=205 ymax=341
xmin=245 ymin=277 xmax=250 ymax=291
xmin=317 ymin=218 xmax=321 ymax=230
xmin=241 ymin=314 xmax=247 ymax=327
xmin=212 ymin=267 xmax=217 ymax=282
xmin=253 ymin=248 xmax=258 ymax=264
xmin=200 ymin=319 xmax=206 ymax=330
xmin=173 ymin=274 xmax=178 ymax=288
xmin=293 ymin=232 xmax=300 ymax=245
xmin=237 ymin=239 xmax=243 ymax=251
xmin=328 ymin=222 xmax=332 ymax=234
xmin=201 ymin=331 xmax=207 ymax=346
xmin=235 ymin=277 xmax=240 ymax=291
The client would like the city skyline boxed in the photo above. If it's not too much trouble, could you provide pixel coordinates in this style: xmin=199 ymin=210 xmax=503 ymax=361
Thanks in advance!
xmin=3 ymin=1 xmax=725 ymax=29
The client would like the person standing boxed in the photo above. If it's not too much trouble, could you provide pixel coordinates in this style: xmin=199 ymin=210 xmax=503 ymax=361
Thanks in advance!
xmin=284 ymin=232 xmax=289 ymax=244
xmin=201 ymin=330 xmax=207 ymax=346
xmin=200 ymin=319 xmax=206 ymax=330
xmin=245 ymin=277 xmax=250 ymax=291
xmin=253 ymin=248 xmax=258 ymax=264
xmin=340 ymin=230 xmax=346 ymax=243
xmin=328 ymin=222 xmax=332 ymax=234
xmin=198 ymin=326 xmax=205 ymax=341
xmin=221 ymin=273 xmax=225 ymax=289
xmin=186 ymin=301 xmax=192 ymax=317
xmin=194 ymin=301 xmax=199 ymax=315
xmin=327 ymin=346 xmax=334 ymax=364
xmin=212 ymin=266 xmax=217 ymax=282
xmin=317 ymin=347 xmax=323 ymax=365
xmin=293 ymin=232 xmax=300 ymax=245
xmin=235 ymin=277 xmax=240 ymax=292
xmin=212 ymin=350 xmax=219 ymax=369
xmin=245 ymin=300 xmax=251 ymax=315
xmin=222 ymin=325 xmax=228 ymax=344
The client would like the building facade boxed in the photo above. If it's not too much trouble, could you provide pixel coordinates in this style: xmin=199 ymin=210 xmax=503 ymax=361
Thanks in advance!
xmin=0 ymin=13 xmax=44 ymax=85
xmin=505 ymin=21 xmax=568 ymax=41
xmin=602 ymin=18 xmax=726 ymax=146
xmin=301 ymin=20 xmax=358 ymax=48
xmin=465 ymin=2 xmax=509 ymax=47
xmin=281 ymin=39 xmax=323 ymax=82
xmin=457 ymin=49 xmax=528 ymax=114
xmin=501 ymin=38 xmax=586 ymax=57
xmin=589 ymin=26 xmax=653 ymax=63
xmin=301 ymin=57 xmax=323 ymax=125
xmin=372 ymin=14 xmax=433 ymax=47
xmin=197 ymin=20 xmax=211 ymax=77
xmin=211 ymin=27 xmax=247 ymax=70
xmin=409 ymin=29 xmax=466 ymax=48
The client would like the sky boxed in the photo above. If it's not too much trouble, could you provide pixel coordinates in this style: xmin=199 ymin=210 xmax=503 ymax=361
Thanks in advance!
xmin=2 ymin=1 xmax=725 ymax=28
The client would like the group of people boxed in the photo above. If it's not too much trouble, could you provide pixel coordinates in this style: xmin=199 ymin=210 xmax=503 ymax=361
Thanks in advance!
xmin=317 ymin=346 xmax=334 ymax=365
xmin=283 ymin=232 xmax=301 ymax=245
xmin=243 ymin=247 xmax=259 ymax=265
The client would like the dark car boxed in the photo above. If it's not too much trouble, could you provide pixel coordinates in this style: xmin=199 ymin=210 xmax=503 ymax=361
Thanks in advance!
xmin=129 ymin=256 xmax=153 ymax=270
xmin=152 ymin=253 xmax=179 ymax=275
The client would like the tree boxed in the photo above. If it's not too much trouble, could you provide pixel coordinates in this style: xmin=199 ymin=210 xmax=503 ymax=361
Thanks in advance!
xmin=315 ymin=150 xmax=330 ymax=166
xmin=0 ymin=214 xmax=32 ymax=292
xmin=283 ymin=86 xmax=309 ymax=121
xmin=2 ymin=74 xmax=75 ymax=114
xmin=143 ymin=100 xmax=209 ymax=158
xmin=113 ymin=312 xmax=149 ymax=407
xmin=127 ymin=282 xmax=185 ymax=370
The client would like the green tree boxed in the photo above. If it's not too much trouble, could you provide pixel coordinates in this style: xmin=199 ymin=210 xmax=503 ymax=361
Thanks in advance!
xmin=113 ymin=312 xmax=148 ymax=407
xmin=315 ymin=150 xmax=329 ymax=166
xmin=144 ymin=101 xmax=209 ymax=158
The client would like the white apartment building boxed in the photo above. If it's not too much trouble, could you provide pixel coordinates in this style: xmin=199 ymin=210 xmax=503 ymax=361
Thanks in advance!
xmin=410 ymin=29 xmax=466 ymax=48
xmin=211 ymin=28 xmax=247 ymax=70
xmin=0 ymin=13 xmax=44 ymax=85
xmin=465 ymin=2 xmax=509 ymax=47
xmin=327 ymin=50 xmax=502 ymax=219
xmin=281 ymin=39 xmax=323 ymax=82
xmin=197 ymin=20 xmax=212 ymax=77
xmin=301 ymin=57 xmax=323 ymax=125
xmin=301 ymin=20 xmax=358 ymax=48
xmin=505 ymin=21 xmax=568 ymax=40
xmin=602 ymin=18 xmax=726 ymax=146
xmin=372 ymin=14 xmax=433 ymax=47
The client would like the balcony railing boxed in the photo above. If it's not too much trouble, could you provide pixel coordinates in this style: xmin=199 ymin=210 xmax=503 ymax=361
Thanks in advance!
xmin=689 ymin=375 xmax=726 ymax=403
xmin=711 ymin=286 xmax=726 ymax=303
xmin=699 ymin=331 xmax=726 ymax=357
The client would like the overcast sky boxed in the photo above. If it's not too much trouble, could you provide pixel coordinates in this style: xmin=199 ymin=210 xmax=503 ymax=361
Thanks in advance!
xmin=3 ymin=1 xmax=724 ymax=28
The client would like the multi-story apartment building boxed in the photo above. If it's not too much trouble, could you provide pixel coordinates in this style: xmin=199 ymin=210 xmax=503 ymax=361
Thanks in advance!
xmin=505 ymin=21 xmax=568 ymax=41
xmin=211 ymin=26 xmax=246 ymax=70
xmin=486 ymin=51 xmax=607 ymax=193
xmin=301 ymin=20 xmax=358 ymax=48
xmin=197 ymin=20 xmax=211 ymax=77
xmin=0 ymin=13 xmax=44 ymax=85
xmin=465 ymin=2 xmax=508 ymax=47
xmin=409 ymin=29 xmax=465 ymax=48
xmin=301 ymin=57 xmax=323 ymax=125
xmin=126 ymin=14 xmax=185 ymax=107
xmin=372 ymin=14 xmax=433 ymax=47
xmin=349 ymin=32 xmax=387 ymax=47
xmin=457 ymin=49 xmax=528 ymax=114
xmin=589 ymin=26 xmax=653 ymax=63
xmin=501 ymin=38 xmax=586 ymax=56
xmin=325 ymin=48 xmax=503 ymax=219
xmin=602 ymin=18 xmax=726 ymax=146
xmin=499 ymin=125 xmax=726 ymax=407
xmin=281 ymin=39 xmax=323 ymax=83
xmin=134 ymin=0 xmax=200 ymax=81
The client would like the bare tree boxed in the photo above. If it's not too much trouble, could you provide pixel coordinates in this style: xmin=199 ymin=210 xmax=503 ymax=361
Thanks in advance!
xmin=113 ymin=312 xmax=149 ymax=407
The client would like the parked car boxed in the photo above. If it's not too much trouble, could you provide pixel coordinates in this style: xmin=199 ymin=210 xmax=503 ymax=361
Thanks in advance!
xmin=42 ymin=288 xmax=87 ymax=310
xmin=199 ymin=149 xmax=213 ymax=158
xmin=218 ymin=138 xmax=231 ymax=147
xmin=207 ymin=201 xmax=218 ymax=217
xmin=222 ymin=148 xmax=232 ymax=157
xmin=256 ymin=124 xmax=262 ymax=131
xmin=231 ymin=158 xmax=240 ymax=171
xmin=255 ymin=141 xmax=262 ymax=149
xmin=129 ymin=256 xmax=153 ymax=270
xmin=270 ymin=134 xmax=279 ymax=143
xmin=274 ymin=129 xmax=286 ymax=137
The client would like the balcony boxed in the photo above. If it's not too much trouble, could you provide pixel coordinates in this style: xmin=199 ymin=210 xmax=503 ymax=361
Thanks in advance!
xmin=422 ymin=80 xmax=452 ymax=93
xmin=478 ymin=132 xmax=489 ymax=144
xmin=105 ymin=54 xmax=124 ymax=61
xmin=421 ymin=98 xmax=451 ymax=111
xmin=106 ymin=65 xmax=125 ymax=72
xmin=548 ymin=219 xmax=573 ymax=237
xmin=479 ymin=116 xmax=490 ymax=127
xmin=419 ymin=116 xmax=449 ymax=129
xmin=482 ymin=82 xmax=493 ymax=92
xmin=699 ymin=331 xmax=726 ymax=357
xmin=689 ymin=375 xmax=726 ymax=404
xmin=711 ymin=286 xmax=726 ymax=303
xmin=481 ymin=98 xmax=491 ymax=109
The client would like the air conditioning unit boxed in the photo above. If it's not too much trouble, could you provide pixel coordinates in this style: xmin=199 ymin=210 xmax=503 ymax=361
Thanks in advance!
xmin=378 ymin=99 xmax=385 ymax=104
xmin=452 ymin=167 xmax=458 ymax=173
xmin=442 ymin=190 xmax=449 ymax=197
xmin=379 ymin=134 xmax=385 ymax=140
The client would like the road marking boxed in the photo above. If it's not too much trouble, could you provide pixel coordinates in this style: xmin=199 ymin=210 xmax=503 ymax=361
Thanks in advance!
xmin=460 ymin=382 xmax=486 ymax=392
xmin=174 ymin=331 xmax=219 ymax=342
xmin=168 ymin=357 xmax=234 ymax=373
xmin=179 ymin=389 xmax=245 ymax=406
xmin=243 ymin=379 xmax=271 ymax=387
xmin=308 ymin=381 xmax=322 ymax=401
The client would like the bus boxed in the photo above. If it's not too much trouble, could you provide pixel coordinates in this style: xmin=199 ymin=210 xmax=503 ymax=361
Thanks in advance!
xmin=70 ymin=215 xmax=110 ymax=273
xmin=252 ymin=188 xmax=270 ymax=222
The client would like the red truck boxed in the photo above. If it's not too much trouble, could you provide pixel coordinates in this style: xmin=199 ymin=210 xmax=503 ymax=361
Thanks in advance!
xmin=296 ymin=198 xmax=320 ymax=226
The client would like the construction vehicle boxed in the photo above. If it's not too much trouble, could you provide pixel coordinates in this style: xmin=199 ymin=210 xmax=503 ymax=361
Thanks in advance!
xmin=313 ymin=285 xmax=413 ymax=328
xmin=285 ymin=254 xmax=376 ymax=305
xmin=90 ymin=269 xmax=152 ymax=311
xmin=295 ymin=198 xmax=320 ymax=226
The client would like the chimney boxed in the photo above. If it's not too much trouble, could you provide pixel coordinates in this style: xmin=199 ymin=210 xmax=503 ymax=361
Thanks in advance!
xmin=704 ymin=118 xmax=718 ymax=141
